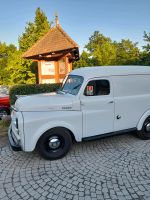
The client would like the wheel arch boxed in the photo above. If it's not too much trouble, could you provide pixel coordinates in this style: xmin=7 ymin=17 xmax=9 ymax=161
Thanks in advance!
xmin=137 ymin=110 xmax=150 ymax=130
xmin=37 ymin=126 xmax=76 ymax=146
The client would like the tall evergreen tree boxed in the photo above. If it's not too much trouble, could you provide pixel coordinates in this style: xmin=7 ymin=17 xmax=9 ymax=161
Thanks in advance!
xmin=35 ymin=7 xmax=51 ymax=39
xmin=16 ymin=7 xmax=52 ymax=84
xmin=19 ymin=7 xmax=51 ymax=52
xmin=1 ymin=8 xmax=51 ymax=85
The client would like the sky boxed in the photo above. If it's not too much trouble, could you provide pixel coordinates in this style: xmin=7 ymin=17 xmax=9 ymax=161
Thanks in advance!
xmin=0 ymin=0 xmax=150 ymax=51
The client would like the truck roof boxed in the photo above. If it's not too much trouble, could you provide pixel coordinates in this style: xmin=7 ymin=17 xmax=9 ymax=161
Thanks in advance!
xmin=70 ymin=66 xmax=150 ymax=79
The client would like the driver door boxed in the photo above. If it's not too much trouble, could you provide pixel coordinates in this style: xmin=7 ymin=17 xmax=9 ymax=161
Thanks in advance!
xmin=80 ymin=78 xmax=114 ymax=138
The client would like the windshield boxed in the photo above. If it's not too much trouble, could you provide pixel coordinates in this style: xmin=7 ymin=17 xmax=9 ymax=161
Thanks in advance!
xmin=59 ymin=75 xmax=84 ymax=95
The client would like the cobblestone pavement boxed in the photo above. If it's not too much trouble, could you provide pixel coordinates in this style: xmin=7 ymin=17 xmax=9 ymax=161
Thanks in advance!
xmin=1 ymin=129 xmax=150 ymax=200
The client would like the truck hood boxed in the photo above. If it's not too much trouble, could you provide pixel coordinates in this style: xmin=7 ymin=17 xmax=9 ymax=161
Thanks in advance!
xmin=15 ymin=92 xmax=80 ymax=111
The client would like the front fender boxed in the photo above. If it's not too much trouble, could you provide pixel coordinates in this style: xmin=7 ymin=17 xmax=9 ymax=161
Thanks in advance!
xmin=31 ymin=121 xmax=81 ymax=150
xmin=137 ymin=110 xmax=150 ymax=130
xmin=23 ymin=111 xmax=82 ymax=151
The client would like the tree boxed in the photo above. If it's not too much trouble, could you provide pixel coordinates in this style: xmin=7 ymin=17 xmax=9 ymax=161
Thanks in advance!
xmin=74 ymin=31 xmax=141 ymax=69
xmin=16 ymin=7 xmax=52 ymax=84
xmin=6 ymin=51 xmax=36 ymax=85
xmin=73 ymin=51 xmax=93 ymax=69
xmin=85 ymin=31 xmax=116 ymax=66
xmin=18 ymin=22 xmax=36 ymax=53
xmin=19 ymin=7 xmax=51 ymax=52
xmin=115 ymin=39 xmax=140 ymax=65
xmin=34 ymin=7 xmax=51 ymax=39
xmin=0 ymin=42 xmax=17 ymax=85
xmin=0 ymin=8 xmax=52 ymax=85
xmin=143 ymin=31 xmax=150 ymax=53
xmin=140 ymin=31 xmax=150 ymax=65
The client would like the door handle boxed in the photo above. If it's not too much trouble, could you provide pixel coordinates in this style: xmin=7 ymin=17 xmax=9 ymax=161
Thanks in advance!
xmin=108 ymin=101 xmax=114 ymax=104
xmin=116 ymin=115 xmax=121 ymax=119
xmin=81 ymin=102 xmax=85 ymax=106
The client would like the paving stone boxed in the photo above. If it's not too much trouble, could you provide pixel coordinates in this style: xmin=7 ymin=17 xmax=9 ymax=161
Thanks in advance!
xmin=0 ymin=130 xmax=150 ymax=199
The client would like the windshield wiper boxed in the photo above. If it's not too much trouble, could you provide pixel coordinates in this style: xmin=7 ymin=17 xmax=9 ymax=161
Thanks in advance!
xmin=57 ymin=90 xmax=66 ymax=94
xmin=72 ymin=84 xmax=82 ymax=90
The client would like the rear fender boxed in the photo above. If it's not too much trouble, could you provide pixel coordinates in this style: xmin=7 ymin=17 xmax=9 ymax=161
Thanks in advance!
xmin=137 ymin=110 xmax=150 ymax=130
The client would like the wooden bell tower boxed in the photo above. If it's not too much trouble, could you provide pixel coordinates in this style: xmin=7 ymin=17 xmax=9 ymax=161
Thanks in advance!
xmin=22 ymin=15 xmax=79 ymax=84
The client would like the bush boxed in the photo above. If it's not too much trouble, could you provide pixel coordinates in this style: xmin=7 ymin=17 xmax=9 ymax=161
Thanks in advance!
xmin=9 ymin=83 xmax=61 ymax=105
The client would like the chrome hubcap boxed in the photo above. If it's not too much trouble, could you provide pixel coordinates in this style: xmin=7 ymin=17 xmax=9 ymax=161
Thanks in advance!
xmin=49 ymin=136 xmax=61 ymax=149
xmin=145 ymin=123 xmax=150 ymax=132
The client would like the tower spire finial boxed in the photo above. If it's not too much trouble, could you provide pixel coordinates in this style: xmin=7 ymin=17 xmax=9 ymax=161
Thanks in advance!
xmin=55 ymin=11 xmax=59 ymax=26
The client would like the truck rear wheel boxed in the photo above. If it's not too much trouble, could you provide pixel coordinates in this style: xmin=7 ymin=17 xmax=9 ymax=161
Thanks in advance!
xmin=137 ymin=116 xmax=150 ymax=139
xmin=37 ymin=127 xmax=72 ymax=160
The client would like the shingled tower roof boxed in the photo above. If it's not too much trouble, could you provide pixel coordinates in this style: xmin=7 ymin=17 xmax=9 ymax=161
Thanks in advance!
xmin=22 ymin=24 xmax=79 ymax=60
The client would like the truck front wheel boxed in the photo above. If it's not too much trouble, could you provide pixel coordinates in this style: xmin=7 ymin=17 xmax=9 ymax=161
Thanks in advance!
xmin=137 ymin=116 xmax=150 ymax=139
xmin=37 ymin=127 xmax=72 ymax=160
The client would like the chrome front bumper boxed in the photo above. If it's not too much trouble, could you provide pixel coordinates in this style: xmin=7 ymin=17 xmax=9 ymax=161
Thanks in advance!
xmin=8 ymin=125 xmax=22 ymax=151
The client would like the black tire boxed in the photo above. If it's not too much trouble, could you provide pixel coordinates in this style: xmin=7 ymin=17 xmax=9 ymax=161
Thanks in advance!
xmin=137 ymin=116 xmax=150 ymax=140
xmin=37 ymin=127 xmax=72 ymax=160
xmin=0 ymin=108 xmax=9 ymax=120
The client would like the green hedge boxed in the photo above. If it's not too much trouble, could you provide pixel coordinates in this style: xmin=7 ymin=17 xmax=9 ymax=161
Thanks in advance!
xmin=9 ymin=83 xmax=61 ymax=105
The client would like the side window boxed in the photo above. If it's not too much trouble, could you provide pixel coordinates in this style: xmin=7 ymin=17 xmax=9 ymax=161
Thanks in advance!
xmin=84 ymin=80 xmax=110 ymax=96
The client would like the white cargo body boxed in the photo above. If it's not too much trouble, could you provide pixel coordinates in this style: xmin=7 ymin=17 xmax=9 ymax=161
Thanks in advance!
xmin=8 ymin=66 xmax=150 ymax=160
